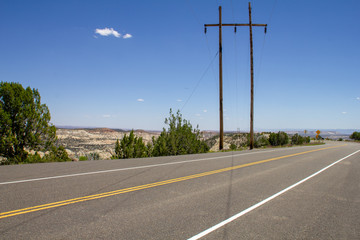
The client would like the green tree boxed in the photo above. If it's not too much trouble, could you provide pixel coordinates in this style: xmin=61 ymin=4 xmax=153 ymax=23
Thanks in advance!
xmin=291 ymin=133 xmax=304 ymax=145
xmin=24 ymin=152 xmax=43 ymax=164
xmin=112 ymin=130 xmax=148 ymax=159
xmin=114 ymin=139 xmax=121 ymax=158
xmin=254 ymin=134 xmax=270 ymax=148
xmin=268 ymin=132 xmax=278 ymax=146
xmin=146 ymin=142 xmax=153 ymax=157
xmin=88 ymin=152 xmax=100 ymax=160
xmin=230 ymin=143 xmax=237 ymax=151
xmin=278 ymin=131 xmax=289 ymax=145
xmin=152 ymin=109 xmax=209 ymax=157
xmin=0 ymin=82 xmax=56 ymax=164
xmin=151 ymin=132 xmax=169 ymax=156
xmin=350 ymin=131 xmax=360 ymax=141
xmin=269 ymin=131 xmax=289 ymax=146
xmin=42 ymin=146 xmax=71 ymax=162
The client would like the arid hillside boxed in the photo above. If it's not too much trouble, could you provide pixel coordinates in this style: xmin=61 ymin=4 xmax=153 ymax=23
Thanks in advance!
xmin=55 ymin=128 xmax=248 ymax=160
xmin=56 ymin=128 xmax=161 ymax=160
xmin=56 ymin=128 xmax=349 ymax=160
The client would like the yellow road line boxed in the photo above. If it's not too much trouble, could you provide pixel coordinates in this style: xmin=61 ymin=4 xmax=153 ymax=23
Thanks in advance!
xmin=0 ymin=145 xmax=345 ymax=219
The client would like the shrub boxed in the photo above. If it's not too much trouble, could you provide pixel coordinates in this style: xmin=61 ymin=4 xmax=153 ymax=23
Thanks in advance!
xmin=24 ymin=153 xmax=44 ymax=164
xmin=291 ymin=133 xmax=304 ymax=145
xmin=88 ymin=152 xmax=100 ymax=160
xmin=79 ymin=156 xmax=88 ymax=161
xmin=112 ymin=130 xmax=148 ymax=159
xmin=230 ymin=144 xmax=237 ymax=151
xmin=152 ymin=109 xmax=209 ymax=157
xmin=43 ymin=146 xmax=71 ymax=162
xmin=269 ymin=131 xmax=289 ymax=146
xmin=254 ymin=134 xmax=269 ymax=148
xmin=350 ymin=132 xmax=360 ymax=141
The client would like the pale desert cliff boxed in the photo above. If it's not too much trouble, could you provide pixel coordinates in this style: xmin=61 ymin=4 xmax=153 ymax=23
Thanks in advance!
xmin=56 ymin=128 xmax=161 ymax=160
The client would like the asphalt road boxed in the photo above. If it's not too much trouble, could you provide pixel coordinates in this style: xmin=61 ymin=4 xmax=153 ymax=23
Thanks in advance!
xmin=0 ymin=142 xmax=359 ymax=239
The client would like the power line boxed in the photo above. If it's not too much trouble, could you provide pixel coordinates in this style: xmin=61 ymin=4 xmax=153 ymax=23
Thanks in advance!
xmin=254 ymin=0 xmax=277 ymax=105
xmin=183 ymin=0 xmax=220 ymax=112
xmin=268 ymin=0 xmax=278 ymax=24
xmin=181 ymin=51 xmax=219 ymax=112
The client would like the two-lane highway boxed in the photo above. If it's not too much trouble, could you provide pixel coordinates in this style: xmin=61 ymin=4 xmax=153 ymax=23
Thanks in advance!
xmin=0 ymin=142 xmax=359 ymax=239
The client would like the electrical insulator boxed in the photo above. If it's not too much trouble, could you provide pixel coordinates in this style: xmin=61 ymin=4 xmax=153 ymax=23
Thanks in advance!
xmin=204 ymin=27 xmax=207 ymax=34
xmin=234 ymin=27 xmax=237 ymax=33
xmin=264 ymin=26 xmax=267 ymax=34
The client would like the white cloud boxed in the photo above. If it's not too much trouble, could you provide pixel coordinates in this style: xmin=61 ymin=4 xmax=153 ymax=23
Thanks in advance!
xmin=203 ymin=109 xmax=207 ymax=113
xmin=102 ymin=114 xmax=111 ymax=118
xmin=177 ymin=99 xmax=183 ymax=102
xmin=137 ymin=99 xmax=144 ymax=102
xmin=342 ymin=112 xmax=347 ymax=114
xmin=123 ymin=33 xmax=132 ymax=39
xmin=356 ymin=97 xmax=360 ymax=101
xmin=195 ymin=113 xmax=201 ymax=117
xmin=95 ymin=28 xmax=121 ymax=38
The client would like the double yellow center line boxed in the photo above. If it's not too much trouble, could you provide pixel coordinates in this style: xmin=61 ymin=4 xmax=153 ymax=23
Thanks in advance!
xmin=0 ymin=145 xmax=344 ymax=219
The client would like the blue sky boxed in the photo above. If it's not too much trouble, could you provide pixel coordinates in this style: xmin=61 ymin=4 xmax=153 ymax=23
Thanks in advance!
xmin=1 ymin=0 xmax=359 ymax=131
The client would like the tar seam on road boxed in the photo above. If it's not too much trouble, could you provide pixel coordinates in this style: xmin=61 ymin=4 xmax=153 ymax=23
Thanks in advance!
xmin=187 ymin=149 xmax=360 ymax=240
xmin=0 ymin=145 xmax=347 ymax=220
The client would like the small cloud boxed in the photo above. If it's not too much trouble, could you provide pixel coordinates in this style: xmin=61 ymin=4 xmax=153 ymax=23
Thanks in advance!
xmin=103 ymin=114 xmax=111 ymax=118
xmin=203 ymin=109 xmax=207 ymax=113
xmin=195 ymin=113 xmax=201 ymax=117
xmin=342 ymin=112 xmax=347 ymax=114
xmin=177 ymin=99 xmax=183 ymax=102
xmin=356 ymin=97 xmax=360 ymax=101
xmin=123 ymin=33 xmax=132 ymax=39
xmin=95 ymin=28 xmax=121 ymax=38
xmin=137 ymin=99 xmax=144 ymax=102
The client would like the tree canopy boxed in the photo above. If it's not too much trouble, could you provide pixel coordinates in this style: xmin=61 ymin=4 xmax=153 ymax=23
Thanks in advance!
xmin=291 ymin=133 xmax=310 ymax=145
xmin=152 ymin=109 xmax=209 ymax=156
xmin=112 ymin=109 xmax=209 ymax=159
xmin=350 ymin=131 xmax=360 ymax=141
xmin=268 ymin=131 xmax=289 ymax=146
xmin=0 ymin=82 xmax=56 ymax=164
xmin=112 ymin=130 xmax=148 ymax=159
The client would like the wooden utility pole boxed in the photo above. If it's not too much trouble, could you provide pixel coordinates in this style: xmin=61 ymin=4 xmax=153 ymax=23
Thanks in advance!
xmin=218 ymin=6 xmax=224 ymax=151
xmin=204 ymin=6 xmax=224 ymax=150
xmin=248 ymin=2 xmax=255 ymax=150
xmin=205 ymin=2 xmax=266 ymax=150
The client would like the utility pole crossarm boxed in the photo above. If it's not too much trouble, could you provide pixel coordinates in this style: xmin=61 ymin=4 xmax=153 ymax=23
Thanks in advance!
xmin=205 ymin=23 xmax=267 ymax=27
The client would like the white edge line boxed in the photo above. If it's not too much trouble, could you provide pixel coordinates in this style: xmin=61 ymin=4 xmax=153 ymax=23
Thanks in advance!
xmin=187 ymin=149 xmax=360 ymax=240
xmin=0 ymin=149 xmax=278 ymax=185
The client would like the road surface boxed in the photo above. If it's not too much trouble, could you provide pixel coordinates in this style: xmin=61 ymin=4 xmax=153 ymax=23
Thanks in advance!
xmin=0 ymin=142 xmax=359 ymax=239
